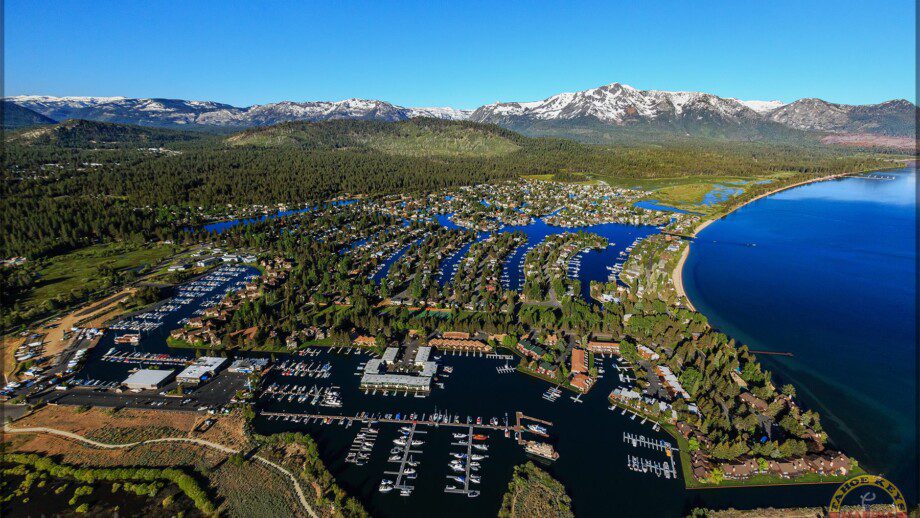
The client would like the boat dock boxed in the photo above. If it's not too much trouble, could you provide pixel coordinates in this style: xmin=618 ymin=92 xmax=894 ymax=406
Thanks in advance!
xmin=514 ymin=412 xmax=553 ymax=444
xmin=748 ymin=349 xmax=794 ymax=357
xmin=542 ymin=386 xmax=562 ymax=402
xmin=626 ymin=454 xmax=677 ymax=479
xmin=261 ymin=410 xmax=519 ymax=434
xmin=101 ymin=349 xmax=189 ymax=366
xmin=496 ymin=364 xmax=515 ymax=374
xmin=346 ymin=425 xmax=378 ymax=465
xmin=385 ymin=423 xmax=424 ymax=496
xmin=444 ymin=425 xmax=482 ymax=498
xmin=272 ymin=360 xmax=332 ymax=378
xmin=623 ymin=432 xmax=675 ymax=454
xmin=623 ymin=432 xmax=677 ymax=479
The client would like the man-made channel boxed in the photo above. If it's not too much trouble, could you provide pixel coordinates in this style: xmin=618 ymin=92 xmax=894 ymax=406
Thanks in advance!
xmin=433 ymin=213 xmax=659 ymax=300
xmin=96 ymin=179 xmax=916 ymax=515
xmin=683 ymin=165 xmax=918 ymax=501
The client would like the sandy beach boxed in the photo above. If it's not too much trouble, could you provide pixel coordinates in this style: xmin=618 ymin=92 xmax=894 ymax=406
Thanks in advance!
xmin=672 ymin=243 xmax=695 ymax=311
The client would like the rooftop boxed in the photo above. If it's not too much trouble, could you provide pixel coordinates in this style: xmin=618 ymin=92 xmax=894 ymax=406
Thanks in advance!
xmin=123 ymin=369 xmax=174 ymax=388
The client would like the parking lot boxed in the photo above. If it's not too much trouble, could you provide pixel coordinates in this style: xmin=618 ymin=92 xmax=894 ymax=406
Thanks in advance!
xmin=39 ymin=369 xmax=250 ymax=414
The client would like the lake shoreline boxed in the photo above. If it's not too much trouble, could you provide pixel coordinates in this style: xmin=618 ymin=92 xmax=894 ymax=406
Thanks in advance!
xmin=672 ymin=168 xmax=878 ymax=308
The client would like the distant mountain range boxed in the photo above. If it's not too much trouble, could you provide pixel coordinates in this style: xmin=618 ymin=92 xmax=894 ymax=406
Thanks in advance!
xmin=2 ymin=100 xmax=57 ymax=128
xmin=4 ymin=95 xmax=472 ymax=129
xmin=5 ymin=82 xmax=915 ymax=145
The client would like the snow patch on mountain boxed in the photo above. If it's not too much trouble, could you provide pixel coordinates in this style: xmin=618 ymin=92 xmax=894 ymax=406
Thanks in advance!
xmin=732 ymin=99 xmax=786 ymax=113
xmin=405 ymin=107 xmax=472 ymax=120
xmin=471 ymin=83 xmax=763 ymax=125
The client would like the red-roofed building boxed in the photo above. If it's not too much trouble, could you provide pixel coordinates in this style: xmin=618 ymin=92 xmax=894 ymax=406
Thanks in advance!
xmin=570 ymin=373 xmax=594 ymax=393
xmin=570 ymin=348 xmax=587 ymax=374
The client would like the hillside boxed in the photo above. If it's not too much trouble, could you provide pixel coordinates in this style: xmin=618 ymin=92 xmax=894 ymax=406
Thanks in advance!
xmin=490 ymin=116 xmax=812 ymax=146
xmin=6 ymin=119 xmax=210 ymax=148
xmin=227 ymin=119 xmax=522 ymax=157
xmin=2 ymin=101 xmax=56 ymax=129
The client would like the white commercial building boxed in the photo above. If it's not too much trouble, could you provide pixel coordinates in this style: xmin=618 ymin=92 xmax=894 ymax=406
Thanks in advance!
xmin=123 ymin=369 xmax=174 ymax=390
xmin=176 ymin=357 xmax=227 ymax=385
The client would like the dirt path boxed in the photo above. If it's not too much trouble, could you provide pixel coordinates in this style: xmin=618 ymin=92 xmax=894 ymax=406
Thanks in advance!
xmin=3 ymin=425 xmax=318 ymax=518
xmin=2 ymin=288 xmax=135 ymax=383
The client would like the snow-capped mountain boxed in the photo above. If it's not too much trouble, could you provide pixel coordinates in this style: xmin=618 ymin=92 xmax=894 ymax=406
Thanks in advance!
xmin=766 ymin=98 xmax=915 ymax=136
xmin=7 ymin=95 xmax=237 ymax=127
xmin=5 ymin=96 xmax=471 ymax=128
xmin=470 ymin=82 xmax=915 ymax=139
xmin=6 ymin=84 xmax=914 ymax=139
xmin=405 ymin=106 xmax=473 ymax=120
xmin=469 ymin=83 xmax=769 ymax=125
xmin=732 ymin=99 xmax=786 ymax=114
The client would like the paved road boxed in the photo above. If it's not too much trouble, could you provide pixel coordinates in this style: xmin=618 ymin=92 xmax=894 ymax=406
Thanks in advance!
xmin=3 ymin=425 xmax=317 ymax=518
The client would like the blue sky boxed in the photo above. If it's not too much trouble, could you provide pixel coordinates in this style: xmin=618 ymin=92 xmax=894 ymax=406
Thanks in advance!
xmin=5 ymin=0 xmax=915 ymax=108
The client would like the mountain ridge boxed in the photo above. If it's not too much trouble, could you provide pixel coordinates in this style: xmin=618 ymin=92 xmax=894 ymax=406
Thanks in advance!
xmin=7 ymin=82 xmax=915 ymax=142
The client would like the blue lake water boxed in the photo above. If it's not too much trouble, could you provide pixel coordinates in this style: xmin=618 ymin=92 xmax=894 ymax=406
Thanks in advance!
xmin=431 ymin=214 xmax=658 ymax=299
xmin=700 ymin=184 xmax=743 ymax=206
xmin=202 ymin=200 xmax=357 ymax=234
xmin=684 ymin=166 xmax=918 ymax=500
xmin=634 ymin=200 xmax=694 ymax=214
xmin=72 ymin=176 xmax=920 ymax=515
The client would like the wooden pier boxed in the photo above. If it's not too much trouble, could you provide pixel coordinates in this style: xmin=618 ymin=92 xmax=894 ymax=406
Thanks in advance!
xmin=445 ymin=425 xmax=478 ymax=497
xmin=514 ymin=412 xmax=554 ymax=444
xmin=261 ymin=410 xmax=519 ymax=434
xmin=385 ymin=422 xmax=423 ymax=496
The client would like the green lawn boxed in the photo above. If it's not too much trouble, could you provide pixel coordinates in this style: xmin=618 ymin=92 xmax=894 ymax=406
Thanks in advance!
xmin=22 ymin=242 xmax=180 ymax=314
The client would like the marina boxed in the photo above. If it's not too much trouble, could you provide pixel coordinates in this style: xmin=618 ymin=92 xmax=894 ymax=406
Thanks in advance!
xmin=383 ymin=423 xmax=425 ymax=496
xmin=444 ymin=426 xmax=484 ymax=498
xmin=346 ymin=425 xmax=379 ymax=466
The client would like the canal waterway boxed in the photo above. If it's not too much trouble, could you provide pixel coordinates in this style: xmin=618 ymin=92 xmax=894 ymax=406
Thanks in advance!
xmin=683 ymin=165 xmax=918 ymax=501
xmin=433 ymin=213 xmax=659 ymax=300
xmin=101 ymin=180 xmax=918 ymax=515
xmin=63 ymin=196 xmax=902 ymax=516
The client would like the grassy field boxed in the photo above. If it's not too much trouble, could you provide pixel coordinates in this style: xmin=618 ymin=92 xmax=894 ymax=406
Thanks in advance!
xmin=23 ymin=242 xmax=180 ymax=313
xmin=600 ymin=170 xmax=805 ymax=212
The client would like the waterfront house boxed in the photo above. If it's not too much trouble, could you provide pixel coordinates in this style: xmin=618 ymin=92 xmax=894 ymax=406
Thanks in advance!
xmin=730 ymin=370 xmax=748 ymax=389
xmin=656 ymin=365 xmax=690 ymax=399
xmin=353 ymin=335 xmax=377 ymax=348
xmin=637 ymin=344 xmax=660 ymax=361
xmin=768 ymin=458 xmax=809 ymax=478
xmin=739 ymin=392 xmax=769 ymax=413
xmin=517 ymin=340 xmax=545 ymax=360
xmin=828 ymin=453 xmax=851 ymax=475
xmin=428 ymin=338 xmax=492 ymax=352
xmin=804 ymin=453 xmax=851 ymax=476
xmin=570 ymin=373 xmax=594 ymax=393
xmin=586 ymin=340 xmax=620 ymax=355
xmin=537 ymin=361 xmax=558 ymax=376
xmin=720 ymin=459 xmax=759 ymax=479
xmin=570 ymin=348 xmax=587 ymax=374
